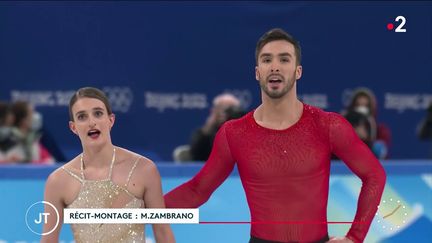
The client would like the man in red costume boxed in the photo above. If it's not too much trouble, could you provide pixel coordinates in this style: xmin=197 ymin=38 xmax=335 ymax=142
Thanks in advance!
xmin=164 ymin=28 xmax=386 ymax=243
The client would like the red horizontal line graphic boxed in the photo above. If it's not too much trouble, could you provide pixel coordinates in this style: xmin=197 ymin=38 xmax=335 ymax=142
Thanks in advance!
xmin=199 ymin=221 xmax=365 ymax=224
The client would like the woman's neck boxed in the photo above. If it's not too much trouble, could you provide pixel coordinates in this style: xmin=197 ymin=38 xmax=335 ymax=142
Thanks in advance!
xmin=82 ymin=143 xmax=115 ymax=168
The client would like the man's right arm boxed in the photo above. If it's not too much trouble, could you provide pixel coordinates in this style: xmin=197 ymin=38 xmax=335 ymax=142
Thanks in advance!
xmin=165 ymin=124 xmax=236 ymax=208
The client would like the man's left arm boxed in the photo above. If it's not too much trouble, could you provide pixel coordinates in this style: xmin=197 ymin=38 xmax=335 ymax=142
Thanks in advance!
xmin=328 ymin=113 xmax=386 ymax=243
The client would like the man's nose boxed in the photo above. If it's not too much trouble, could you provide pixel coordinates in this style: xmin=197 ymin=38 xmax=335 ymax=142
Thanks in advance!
xmin=270 ymin=63 xmax=280 ymax=72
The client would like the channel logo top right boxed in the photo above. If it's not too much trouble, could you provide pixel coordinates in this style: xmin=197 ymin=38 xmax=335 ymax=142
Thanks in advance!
xmin=387 ymin=16 xmax=407 ymax=32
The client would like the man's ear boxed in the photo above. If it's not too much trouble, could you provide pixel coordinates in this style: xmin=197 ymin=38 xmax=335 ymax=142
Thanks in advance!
xmin=255 ymin=66 xmax=260 ymax=81
xmin=295 ymin=65 xmax=303 ymax=80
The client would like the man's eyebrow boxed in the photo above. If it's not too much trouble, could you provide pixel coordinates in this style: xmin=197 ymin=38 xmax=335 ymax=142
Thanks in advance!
xmin=278 ymin=52 xmax=292 ymax=57
xmin=260 ymin=52 xmax=293 ymax=58
xmin=259 ymin=53 xmax=272 ymax=58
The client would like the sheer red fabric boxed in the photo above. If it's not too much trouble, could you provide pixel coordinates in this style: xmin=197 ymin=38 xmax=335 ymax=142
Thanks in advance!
xmin=165 ymin=104 xmax=386 ymax=243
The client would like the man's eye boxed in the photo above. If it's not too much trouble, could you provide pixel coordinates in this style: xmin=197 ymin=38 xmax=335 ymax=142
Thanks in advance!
xmin=77 ymin=114 xmax=86 ymax=120
xmin=95 ymin=111 xmax=103 ymax=117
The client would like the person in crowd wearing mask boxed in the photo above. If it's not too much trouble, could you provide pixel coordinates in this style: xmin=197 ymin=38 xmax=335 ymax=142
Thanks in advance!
xmin=343 ymin=110 xmax=387 ymax=159
xmin=418 ymin=101 xmax=432 ymax=140
xmin=189 ymin=93 xmax=245 ymax=161
xmin=343 ymin=87 xmax=391 ymax=158
xmin=0 ymin=101 xmax=18 ymax=163
xmin=5 ymin=101 xmax=54 ymax=164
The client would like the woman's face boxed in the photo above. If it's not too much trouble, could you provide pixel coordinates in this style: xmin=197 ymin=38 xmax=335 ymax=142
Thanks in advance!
xmin=69 ymin=97 xmax=115 ymax=148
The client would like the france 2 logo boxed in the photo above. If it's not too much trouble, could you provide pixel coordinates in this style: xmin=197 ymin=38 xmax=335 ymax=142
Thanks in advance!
xmin=387 ymin=16 xmax=407 ymax=33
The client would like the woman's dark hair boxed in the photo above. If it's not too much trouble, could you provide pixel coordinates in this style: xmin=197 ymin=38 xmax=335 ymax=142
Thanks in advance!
xmin=69 ymin=87 xmax=112 ymax=121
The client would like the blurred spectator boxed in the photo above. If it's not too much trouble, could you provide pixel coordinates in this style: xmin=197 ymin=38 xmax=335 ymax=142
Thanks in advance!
xmin=173 ymin=93 xmax=245 ymax=162
xmin=0 ymin=101 xmax=18 ymax=163
xmin=39 ymin=123 xmax=67 ymax=162
xmin=5 ymin=101 xmax=54 ymax=164
xmin=417 ymin=101 xmax=432 ymax=140
xmin=344 ymin=110 xmax=387 ymax=159
xmin=417 ymin=101 xmax=432 ymax=158
xmin=343 ymin=87 xmax=392 ymax=158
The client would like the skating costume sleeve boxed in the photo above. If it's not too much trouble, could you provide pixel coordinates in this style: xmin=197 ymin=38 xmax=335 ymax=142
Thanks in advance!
xmin=164 ymin=123 xmax=236 ymax=208
xmin=328 ymin=113 xmax=386 ymax=243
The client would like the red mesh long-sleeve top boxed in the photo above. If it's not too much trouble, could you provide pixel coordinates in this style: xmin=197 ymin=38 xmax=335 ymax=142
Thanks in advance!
xmin=165 ymin=104 xmax=386 ymax=243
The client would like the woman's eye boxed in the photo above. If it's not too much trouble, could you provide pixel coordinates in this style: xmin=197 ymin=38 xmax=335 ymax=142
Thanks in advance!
xmin=95 ymin=111 xmax=103 ymax=117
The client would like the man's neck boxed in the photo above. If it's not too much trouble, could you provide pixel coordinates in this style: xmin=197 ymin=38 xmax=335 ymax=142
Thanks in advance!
xmin=254 ymin=92 xmax=303 ymax=130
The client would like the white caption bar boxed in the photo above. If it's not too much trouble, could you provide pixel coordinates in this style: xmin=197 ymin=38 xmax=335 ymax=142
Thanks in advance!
xmin=64 ymin=208 xmax=199 ymax=224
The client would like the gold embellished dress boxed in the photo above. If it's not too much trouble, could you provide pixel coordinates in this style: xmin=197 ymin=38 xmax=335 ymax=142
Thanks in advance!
xmin=62 ymin=151 xmax=145 ymax=243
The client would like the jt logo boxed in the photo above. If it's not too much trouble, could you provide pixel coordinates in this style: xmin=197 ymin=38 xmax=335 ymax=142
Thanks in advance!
xmin=34 ymin=213 xmax=50 ymax=224
xmin=26 ymin=201 xmax=59 ymax=235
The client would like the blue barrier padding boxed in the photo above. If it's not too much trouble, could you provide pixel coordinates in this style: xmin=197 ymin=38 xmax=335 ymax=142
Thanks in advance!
xmin=0 ymin=160 xmax=431 ymax=180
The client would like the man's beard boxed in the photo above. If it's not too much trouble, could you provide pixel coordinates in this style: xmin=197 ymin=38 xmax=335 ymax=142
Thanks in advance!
xmin=260 ymin=71 xmax=296 ymax=99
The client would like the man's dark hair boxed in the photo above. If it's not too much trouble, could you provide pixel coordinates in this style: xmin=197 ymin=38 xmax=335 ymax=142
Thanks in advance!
xmin=255 ymin=28 xmax=302 ymax=65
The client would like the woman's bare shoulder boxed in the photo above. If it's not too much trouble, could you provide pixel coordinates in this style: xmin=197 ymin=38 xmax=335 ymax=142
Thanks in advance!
xmin=115 ymin=147 xmax=153 ymax=165
xmin=46 ymin=156 xmax=81 ymax=186
xmin=115 ymin=147 xmax=158 ymax=178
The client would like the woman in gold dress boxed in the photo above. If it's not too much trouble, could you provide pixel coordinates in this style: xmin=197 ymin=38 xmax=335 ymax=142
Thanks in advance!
xmin=41 ymin=87 xmax=175 ymax=243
